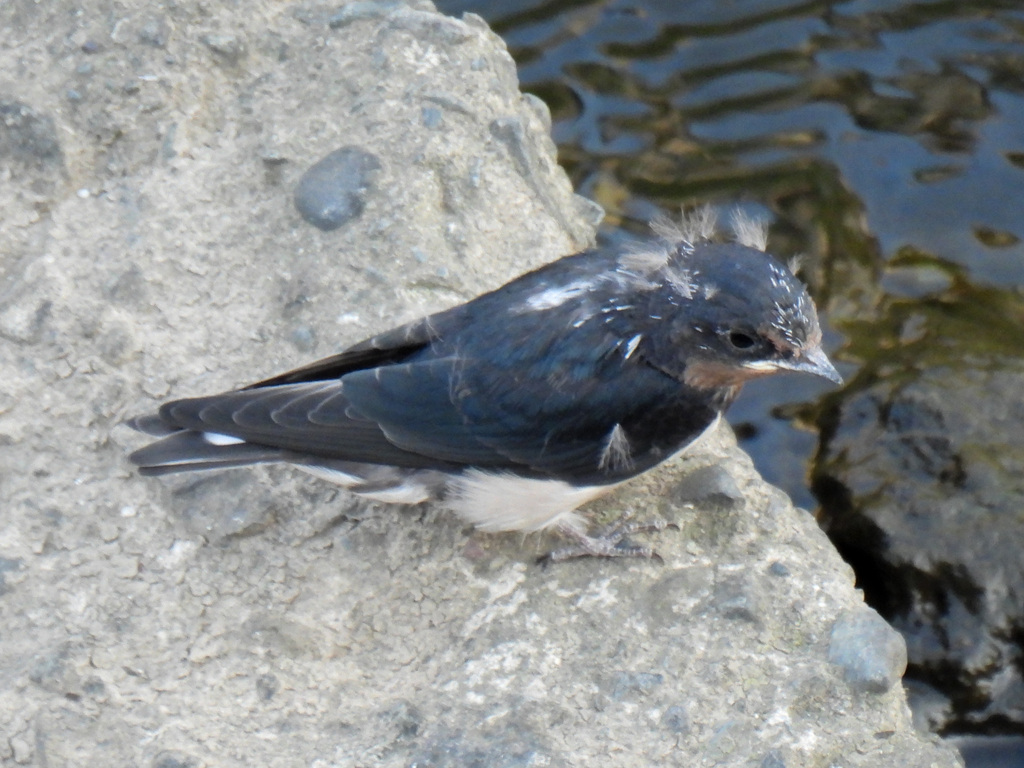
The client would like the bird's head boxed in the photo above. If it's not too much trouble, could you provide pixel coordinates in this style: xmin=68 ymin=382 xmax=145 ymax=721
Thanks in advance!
xmin=626 ymin=240 xmax=842 ymax=391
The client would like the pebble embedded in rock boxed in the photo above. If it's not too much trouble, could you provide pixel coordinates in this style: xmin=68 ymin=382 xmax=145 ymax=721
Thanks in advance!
xmin=202 ymin=33 xmax=245 ymax=65
xmin=289 ymin=325 xmax=316 ymax=352
xmin=422 ymin=106 xmax=442 ymax=128
xmin=255 ymin=673 xmax=280 ymax=701
xmin=713 ymin=574 xmax=761 ymax=623
xmin=328 ymin=1 xmax=407 ymax=29
xmin=828 ymin=607 xmax=907 ymax=693
xmin=660 ymin=705 xmax=689 ymax=733
xmin=610 ymin=671 xmax=664 ymax=701
xmin=293 ymin=147 xmax=382 ymax=231
xmin=139 ymin=18 xmax=170 ymax=47
xmin=152 ymin=750 xmax=200 ymax=768
xmin=0 ymin=100 xmax=63 ymax=164
xmin=672 ymin=464 xmax=743 ymax=508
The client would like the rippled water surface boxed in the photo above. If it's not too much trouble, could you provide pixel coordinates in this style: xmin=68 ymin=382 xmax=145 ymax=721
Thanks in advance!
xmin=437 ymin=0 xmax=1024 ymax=753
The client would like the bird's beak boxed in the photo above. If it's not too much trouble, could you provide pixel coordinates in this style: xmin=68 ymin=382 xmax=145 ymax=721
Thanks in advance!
xmin=778 ymin=344 xmax=843 ymax=384
xmin=741 ymin=344 xmax=843 ymax=384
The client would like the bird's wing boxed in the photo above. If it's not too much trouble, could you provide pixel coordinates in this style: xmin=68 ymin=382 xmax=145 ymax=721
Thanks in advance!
xmin=245 ymin=309 xmax=468 ymax=388
xmin=136 ymin=365 xmax=492 ymax=472
xmin=133 ymin=341 xmax=687 ymax=483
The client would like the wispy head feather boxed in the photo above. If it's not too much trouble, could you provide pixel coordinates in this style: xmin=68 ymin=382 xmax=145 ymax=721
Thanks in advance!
xmin=618 ymin=246 xmax=670 ymax=274
xmin=650 ymin=205 xmax=718 ymax=246
xmin=730 ymin=209 xmax=769 ymax=251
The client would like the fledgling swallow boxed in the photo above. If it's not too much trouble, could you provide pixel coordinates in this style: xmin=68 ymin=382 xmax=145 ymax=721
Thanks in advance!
xmin=128 ymin=209 xmax=842 ymax=560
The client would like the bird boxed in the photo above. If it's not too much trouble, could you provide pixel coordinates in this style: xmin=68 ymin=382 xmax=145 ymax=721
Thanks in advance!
xmin=128 ymin=209 xmax=842 ymax=561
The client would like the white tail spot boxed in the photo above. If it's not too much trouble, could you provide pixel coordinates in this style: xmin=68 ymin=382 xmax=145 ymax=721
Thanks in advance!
xmin=202 ymin=432 xmax=246 ymax=446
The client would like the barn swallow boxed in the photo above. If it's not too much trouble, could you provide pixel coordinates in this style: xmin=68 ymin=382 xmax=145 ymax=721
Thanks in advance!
xmin=129 ymin=209 xmax=842 ymax=560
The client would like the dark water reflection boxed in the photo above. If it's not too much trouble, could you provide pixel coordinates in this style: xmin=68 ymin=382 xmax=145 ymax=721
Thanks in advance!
xmin=437 ymin=0 xmax=1024 ymax=751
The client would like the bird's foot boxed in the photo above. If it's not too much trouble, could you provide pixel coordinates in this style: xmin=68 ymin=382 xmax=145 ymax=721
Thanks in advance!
xmin=540 ymin=514 xmax=676 ymax=564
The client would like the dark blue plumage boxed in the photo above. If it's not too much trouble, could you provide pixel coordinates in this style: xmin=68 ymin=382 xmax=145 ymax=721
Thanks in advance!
xmin=129 ymin=213 xmax=841 ymax=557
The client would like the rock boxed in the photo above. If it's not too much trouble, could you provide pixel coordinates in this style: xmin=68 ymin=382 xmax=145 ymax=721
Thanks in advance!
xmin=828 ymin=607 xmax=908 ymax=693
xmin=814 ymin=289 xmax=1024 ymax=729
xmin=0 ymin=2 xmax=961 ymax=767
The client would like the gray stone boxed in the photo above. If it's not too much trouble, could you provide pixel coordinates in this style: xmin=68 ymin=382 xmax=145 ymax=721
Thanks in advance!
xmin=660 ymin=704 xmax=690 ymax=733
xmin=0 ymin=294 xmax=52 ymax=344
xmin=169 ymin=472 xmax=278 ymax=543
xmin=672 ymin=463 xmax=744 ymax=507
xmin=828 ymin=607 xmax=908 ymax=693
xmin=139 ymin=17 xmax=170 ymax=47
xmin=201 ymin=33 xmax=246 ymax=65
xmin=328 ymin=1 xmax=409 ymax=29
xmin=152 ymin=751 xmax=200 ymax=768
xmin=293 ymin=146 xmax=382 ymax=231
xmin=0 ymin=556 xmax=22 ymax=595
xmin=421 ymin=105 xmax=443 ymax=128
xmin=0 ymin=3 xmax=961 ymax=767
xmin=713 ymin=573 xmax=762 ymax=623
xmin=817 ymin=359 xmax=1024 ymax=726
xmin=610 ymin=670 xmax=664 ymax=701
xmin=0 ymin=99 xmax=62 ymax=166
xmin=254 ymin=673 xmax=279 ymax=700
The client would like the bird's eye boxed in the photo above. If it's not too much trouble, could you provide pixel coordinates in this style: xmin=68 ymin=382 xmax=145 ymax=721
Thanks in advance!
xmin=728 ymin=331 xmax=756 ymax=350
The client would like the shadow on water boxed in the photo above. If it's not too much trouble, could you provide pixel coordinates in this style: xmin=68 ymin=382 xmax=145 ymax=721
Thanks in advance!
xmin=438 ymin=0 xmax=1024 ymax=759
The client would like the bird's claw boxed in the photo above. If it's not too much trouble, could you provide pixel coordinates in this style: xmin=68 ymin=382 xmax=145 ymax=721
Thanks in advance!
xmin=539 ymin=514 xmax=677 ymax=565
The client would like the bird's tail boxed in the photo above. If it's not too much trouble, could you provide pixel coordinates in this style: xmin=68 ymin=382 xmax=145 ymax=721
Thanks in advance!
xmin=127 ymin=416 xmax=285 ymax=475
xmin=126 ymin=414 xmax=443 ymax=506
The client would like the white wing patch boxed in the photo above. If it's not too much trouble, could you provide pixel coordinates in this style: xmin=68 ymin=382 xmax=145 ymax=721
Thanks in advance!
xmin=623 ymin=334 xmax=643 ymax=360
xmin=518 ymin=280 xmax=595 ymax=312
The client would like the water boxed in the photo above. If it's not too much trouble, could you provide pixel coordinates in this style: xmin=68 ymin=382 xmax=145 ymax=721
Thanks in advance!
xmin=436 ymin=0 xmax=1024 ymax=760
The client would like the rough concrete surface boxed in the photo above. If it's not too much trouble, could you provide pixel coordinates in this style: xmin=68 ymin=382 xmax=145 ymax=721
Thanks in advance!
xmin=0 ymin=1 xmax=962 ymax=766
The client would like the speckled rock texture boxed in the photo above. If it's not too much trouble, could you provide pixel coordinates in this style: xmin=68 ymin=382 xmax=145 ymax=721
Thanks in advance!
xmin=0 ymin=1 xmax=961 ymax=766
